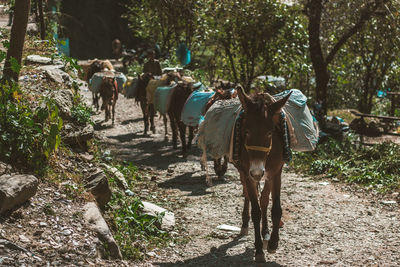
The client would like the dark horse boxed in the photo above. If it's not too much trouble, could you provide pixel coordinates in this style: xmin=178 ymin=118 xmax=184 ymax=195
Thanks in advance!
xmin=99 ymin=76 xmax=118 ymax=125
xmin=167 ymin=81 xmax=198 ymax=156
xmin=233 ymin=86 xmax=291 ymax=263
xmin=204 ymin=87 xmax=238 ymax=178
xmin=136 ymin=72 xmax=179 ymax=136
xmin=86 ymin=60 xmax=104 ymax=111
xmin=135 ymin=72 xmax=154 ymax=135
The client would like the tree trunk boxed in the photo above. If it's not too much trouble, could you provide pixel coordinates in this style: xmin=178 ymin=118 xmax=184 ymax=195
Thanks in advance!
xmin=2 ymin=0 xmax=31 ymax=83
xmin=38 ymin=0 xmax=46 ymax=40
xmin=306 ymin=0 xmax=329 ymax=114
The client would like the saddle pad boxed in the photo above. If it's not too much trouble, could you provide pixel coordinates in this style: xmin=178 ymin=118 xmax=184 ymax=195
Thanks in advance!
xmin=197 ymin=98 xmax=242 ymax=159
xmin=154 ymin=84 xmax=177 ymax=114
xmin=274 ymin=89 xmax=319 ymax=151
xmin=181 ymin=90 xmax=215 ymax=127
xmin=89 ymin=71 xmax=127 ymax=94
xmin=122 ymin=77 xmax=138 ymax=99
xmin=146 ymin=76 xmax=170 ymax=105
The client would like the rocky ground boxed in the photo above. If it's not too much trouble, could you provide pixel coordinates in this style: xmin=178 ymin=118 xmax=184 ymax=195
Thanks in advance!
xmin=79 ymin=82 xmax=400 ymax=266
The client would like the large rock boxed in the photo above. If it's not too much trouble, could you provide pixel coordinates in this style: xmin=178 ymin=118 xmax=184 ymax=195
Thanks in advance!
xmin=85 ymin=170 xmax=111 ymax=208
xmin=25 ymin=55 xmax=52 ymax=65
xmin=0 ymin=174 xmax=39 ymax=214
xmin=142 ymin=201 xmax=175 ymax=230
xmin=0 ymin=162 xmax=12 ymax=176
xmin=83 ymin=202 xmax=122 ymax=259
xmin=45 ymin=68 xmax=71 ymax=84
xmin=50 ymin=89 xmax=74 ymax=120
xmin=63 ymin=124 xmax=94 ymax=146
xmin=101 ymin=164 xmax=128 ymax=190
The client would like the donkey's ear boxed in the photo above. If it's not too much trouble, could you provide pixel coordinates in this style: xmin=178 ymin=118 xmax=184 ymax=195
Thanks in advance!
xmin=237 ymin=85 xmax=251 ymax=111
xmin=268 ymin=91 xmax=291 ymax=115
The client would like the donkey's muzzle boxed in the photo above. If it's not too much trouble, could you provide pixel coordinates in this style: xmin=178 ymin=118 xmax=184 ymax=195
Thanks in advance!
xmin=250 ymin=169 xmax=264 ymax=181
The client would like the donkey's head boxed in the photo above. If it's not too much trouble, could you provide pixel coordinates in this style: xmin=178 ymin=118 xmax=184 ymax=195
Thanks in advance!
xmin=237 ymin=86 xmax=291 ymax=181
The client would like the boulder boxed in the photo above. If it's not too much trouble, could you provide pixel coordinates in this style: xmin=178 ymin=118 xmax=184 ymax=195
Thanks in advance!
xmin=0 ymin=174 xmax=39 ymax=214
xmin=83 ymin=202 xmax=122 ymax=259
xmin=142 ymin=201 xmax=175 ymax=230
xmin=0 ymin=162 xmax=12 ymax=176
xmin=101 ymin=164 xmax=128 ymax=191
xmin=50 ymin=89 xmax=74 ymax=120
xmin=63 ymin=124 xmax=94 ymax=147
xmin=25 ymin=55 xmax=52 ymax=65
xmin=85 ymin=170 xmax=111 ymax=208
xmin=44 ymin=68 xmax=71 ymax=84
xmin=26 ymin=23 xmax=39 ymax=35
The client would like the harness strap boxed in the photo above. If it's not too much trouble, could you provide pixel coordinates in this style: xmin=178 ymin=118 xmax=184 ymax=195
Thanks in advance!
xmin=245 ymin=143 xmax=272 ymax=153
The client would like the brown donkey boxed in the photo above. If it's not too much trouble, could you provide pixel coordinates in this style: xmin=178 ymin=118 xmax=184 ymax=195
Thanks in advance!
xmin=99 ymin=77 xmax=118 ymax=125
xmin=234 ymin=86 xmax=291 ymax=263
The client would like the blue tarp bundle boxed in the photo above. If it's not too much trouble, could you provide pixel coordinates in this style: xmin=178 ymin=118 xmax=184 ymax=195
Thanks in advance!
xmin=273 ymin=89 xmax=319 ymax=152
xmin=89 ymin=71 xmax=127 ymax=94
xmin=197 ymin=98 xmax=242 ymax=159
xmin=176 ymin=42 xmax=191 ymax=66
xmin=122 ymin=77 xmax=138 ymax=99
xmin=181 ymin=89 xmax=215 ymax=127
xmin=154 ymin=84 xmax=177 ymax=115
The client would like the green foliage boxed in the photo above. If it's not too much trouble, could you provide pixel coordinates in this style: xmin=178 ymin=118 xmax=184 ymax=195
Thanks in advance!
xmin=0 ymin=82 xmax=63 ymax=173
xmin=291 ymin=135 xmax=400 ymax=193
xmin=71 ymin=102 xmax=93 ymax=126
xmin=108 ymin=192 xmax=169 ymax=259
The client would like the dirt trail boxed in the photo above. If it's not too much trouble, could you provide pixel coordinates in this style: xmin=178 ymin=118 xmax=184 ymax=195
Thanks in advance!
xmin=81 ymin=84 xmax=400 ymax=266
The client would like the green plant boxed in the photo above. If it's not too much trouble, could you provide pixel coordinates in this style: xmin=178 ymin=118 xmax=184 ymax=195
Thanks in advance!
xmin=71 ymin=102 xmax=93 ymax=126
xmin=0 ymin=81 xmax=62 ymax=173
xmin=108 ymin=191 xmax=169 ymax=259
xmin=290 ymin=134 xmax=400 ymax=193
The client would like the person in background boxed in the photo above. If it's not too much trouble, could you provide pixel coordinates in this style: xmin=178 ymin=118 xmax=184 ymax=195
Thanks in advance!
xmin=143 ymin=50 xmax=162 ymax=76
xmin=7 ymin=0 xmax=14 ymax=26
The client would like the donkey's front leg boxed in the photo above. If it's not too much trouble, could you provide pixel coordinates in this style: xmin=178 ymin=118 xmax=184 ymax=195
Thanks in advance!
xmin=140 ymin=101 xmax=149 ymax=135
xmin=260 ymin=179 xmax=271 ymax=249
xmin=163 ymin=114 xmax=168 ymax=140
xmin=178 ymin=121 xmax=187 ymax=156
xmin=239 ymin=171 xmax=250 ymax=235
xmin=168 ymin=112 xmax=178 ymax=148
xmin=268 ymin=173 xmax=282 ymax=254
xmin=149 ymin=104 xmax=156 ymax=134
xmin=246 ymin=178 xmax=265 ymax=263
xmin=187 ymin=126 xmax=195 ymax=150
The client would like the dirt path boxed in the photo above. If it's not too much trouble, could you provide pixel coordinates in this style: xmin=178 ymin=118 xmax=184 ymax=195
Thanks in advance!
xmin=80 ymin=85 xmax=400 ymax=266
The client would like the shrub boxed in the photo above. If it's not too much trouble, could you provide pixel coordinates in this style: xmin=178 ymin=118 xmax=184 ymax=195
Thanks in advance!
xmin=0 ymin=82 xmax=62 ymax=173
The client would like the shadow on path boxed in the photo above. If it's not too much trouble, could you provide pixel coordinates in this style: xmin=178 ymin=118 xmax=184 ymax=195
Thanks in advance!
xmin=154 ymin=236 xmax=282 ymax=267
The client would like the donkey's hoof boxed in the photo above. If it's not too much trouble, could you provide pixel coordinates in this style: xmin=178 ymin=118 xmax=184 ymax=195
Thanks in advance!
xmin=206 ymin=177 xmax=213 ymax=187
xmin=267 ymin=240 xmax=278 ymax=254
xmin=239 ymin=227 xmax=248 ymax=236
xmin=255 ymin=253 xmax=266 ymax=263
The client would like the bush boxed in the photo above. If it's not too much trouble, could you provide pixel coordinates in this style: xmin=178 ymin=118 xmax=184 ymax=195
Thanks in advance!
xmin=290 ymin=134 xmax=400 ymax=193
xmin=108 ymin=191 xmax=169 ymax=260
xmin=0 ymin=82 xmax=62 ymax=173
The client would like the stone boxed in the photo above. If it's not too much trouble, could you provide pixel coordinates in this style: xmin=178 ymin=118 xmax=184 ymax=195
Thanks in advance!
xmin=0 ymin=162 xmax=12 ymax=176
xmin=83 ymin=202 xmax=122 ymax=259
xmin=44 ymin=68 xmax=71 ymax=84
xmin=101 ymin=164 xmax=129 ymax=191
xmin=26 ymin=23 xmax=39 ymax=35
xmin=25 ymin=55 xmax=52 ymax=65
xmin=63 ymin=124 xmax=94 ymax=147
xmin=50 ymin=89 xmax=74 ymax=120
xmin=85 ymin=170 xmax=111 ymax=208
xmin=142 ymin=201 xmax=175 ymax=230
xmin=0 ymin=174 xmax=39 ymax=214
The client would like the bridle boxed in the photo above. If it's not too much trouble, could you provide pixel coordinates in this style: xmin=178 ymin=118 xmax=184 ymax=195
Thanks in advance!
xmin=245 ymin=138 xmax=273 ymax=154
